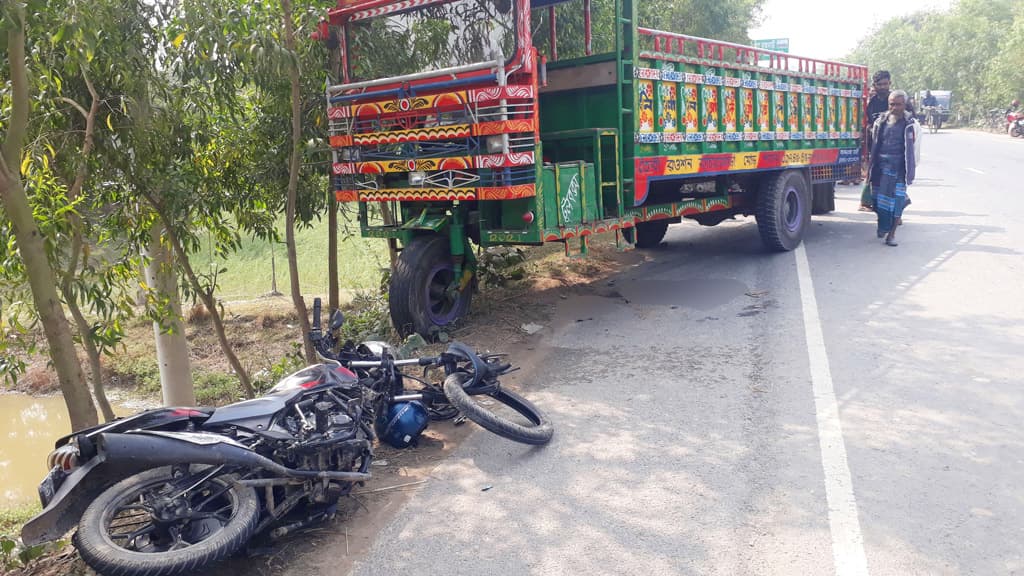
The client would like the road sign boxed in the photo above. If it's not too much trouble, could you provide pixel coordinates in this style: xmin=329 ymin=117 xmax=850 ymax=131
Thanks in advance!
xmin=753 ymin=38 xmax=790 ymax=53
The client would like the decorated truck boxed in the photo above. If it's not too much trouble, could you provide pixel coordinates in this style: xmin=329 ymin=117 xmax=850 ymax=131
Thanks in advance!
xmin=318 ymin=0 xmax=867 ymax=337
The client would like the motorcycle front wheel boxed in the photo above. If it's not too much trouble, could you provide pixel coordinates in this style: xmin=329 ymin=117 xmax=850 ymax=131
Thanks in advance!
xmin=443 ymin=372 xmax=554 ymax=445
xmin=75 ymin=467 xmax=259 ymax=576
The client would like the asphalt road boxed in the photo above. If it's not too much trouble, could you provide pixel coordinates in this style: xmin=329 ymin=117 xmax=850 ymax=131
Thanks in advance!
xmin=340 ymin=130 xmax=1024 ymax=576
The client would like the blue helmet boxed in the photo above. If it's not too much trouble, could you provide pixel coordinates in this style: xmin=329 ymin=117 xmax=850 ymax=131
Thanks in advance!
xmin=375 ymin=401 xmax=429 ymax=448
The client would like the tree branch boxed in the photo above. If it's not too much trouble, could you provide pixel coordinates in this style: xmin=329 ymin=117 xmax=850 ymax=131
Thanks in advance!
xmin=61 ymin=68 xmax=102 ymax=286
xmin=2 ymin=6 xmax=30 ymax=172
xmin=58 ymin=97 xmax=89 ymax=120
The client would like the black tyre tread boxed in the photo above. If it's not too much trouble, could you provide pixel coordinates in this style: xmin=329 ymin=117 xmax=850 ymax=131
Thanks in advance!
xmin=633 ymin=219 xmax=670 ymax=249
xmin=756 ymin=170 xmax=809 ymax=252
xmin=388 ymin=235 xmax=444 ymax=336
xmin=443 ymin=374 xmax=553 ymax=445
xmin=75 ymin=468 xmax=259 ymax=576
xmin=390 ymin=234 xmax=472 ymax=338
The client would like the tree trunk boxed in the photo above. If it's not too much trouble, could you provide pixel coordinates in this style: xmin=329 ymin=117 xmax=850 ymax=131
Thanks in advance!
xmin=380 ymin=203 xmax=399 ymax=266
xmin=145 ymin=225 xmax=195 ymax=406
xmin=146 ymin=201 xmax=255 ymax=398
xmin=328 ymin=188 xmax=339 ymax=312
xmin=282 ymin=0 xmax=316 ymax=364
xmin=0 ymin=8 xmax=98 ymax=431
xmin=327 ymin=29 xmax=342 ymax=313
xmin=65 ymin=293 xmax=116 ymax=421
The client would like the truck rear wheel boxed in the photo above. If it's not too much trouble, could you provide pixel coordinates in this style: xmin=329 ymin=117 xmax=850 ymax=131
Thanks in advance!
xmin=756 ymin=170 xmax=810 ymax=252
xmin=389 ymin=235 xmax=473 ymax=338
xmin=625 ymin=219 xmax=670 ymax=248
xmin=811 ymin=182 xmax=836 ymax=215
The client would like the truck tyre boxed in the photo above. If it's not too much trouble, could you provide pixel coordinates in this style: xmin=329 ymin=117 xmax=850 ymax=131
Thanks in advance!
xmin=626 ymin=219 xmax=670 ymax=248
xmin=756 ymin=170 xmax=811 ymax=252
xmin=389 ymin=234 xmax=473 ymax=338
xmin=811 ymin=182 xmax=836 ymax=215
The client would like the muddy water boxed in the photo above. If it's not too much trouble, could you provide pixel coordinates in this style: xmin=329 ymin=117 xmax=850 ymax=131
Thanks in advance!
xmin=0 ymin=393 xmax=136 ymax=507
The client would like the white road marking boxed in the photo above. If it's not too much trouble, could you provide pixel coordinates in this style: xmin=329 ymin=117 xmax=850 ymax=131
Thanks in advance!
xmin=965 ymin=167 xmax=986 ymax=175
xmin=795 ymin=243 xmax=870 ymax=576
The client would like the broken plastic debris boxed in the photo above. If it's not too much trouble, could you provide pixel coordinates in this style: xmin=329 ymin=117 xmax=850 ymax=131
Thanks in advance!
xmin=521 ymin=323 xmax=543 ymax=334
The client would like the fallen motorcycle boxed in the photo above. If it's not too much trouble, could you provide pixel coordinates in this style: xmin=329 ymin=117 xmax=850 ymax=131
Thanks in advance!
xmin=20 ymin=300 xmax=552 ymax=576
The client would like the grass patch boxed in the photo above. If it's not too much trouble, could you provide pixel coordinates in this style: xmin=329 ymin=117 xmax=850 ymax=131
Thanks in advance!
xmin=0 ymin=502 xmax=39 ymax=539
xmin=194 ymin=371 xmax=249 ymax=405
xmin=191 ymin=216 xmax=389 ymax=301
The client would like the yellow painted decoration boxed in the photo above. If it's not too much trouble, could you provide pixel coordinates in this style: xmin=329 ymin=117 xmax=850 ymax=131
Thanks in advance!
xmin=638 ymin=80 xmax=655 ymax=133
xmin=660 ymin=83 xmax=678 ymax=133
xmin=685 ymin=85 xmax=699 ymax=133
xmin=724 ymin=89 xmax=737 ymax=132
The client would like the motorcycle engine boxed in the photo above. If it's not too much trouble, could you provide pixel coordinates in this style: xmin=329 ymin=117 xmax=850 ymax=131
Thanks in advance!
xmin=280 ymin=383 xmax=372 ymax=484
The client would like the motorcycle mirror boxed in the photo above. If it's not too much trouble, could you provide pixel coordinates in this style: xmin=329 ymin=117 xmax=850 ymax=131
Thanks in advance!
xmin=329 ymin=309 xmax=345 ymax=331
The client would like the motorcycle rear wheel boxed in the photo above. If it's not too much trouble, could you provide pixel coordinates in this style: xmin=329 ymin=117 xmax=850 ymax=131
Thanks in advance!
xmin=76 ymin=467 xmax=259 ymax=576
xmin=443 ymin=373 xmax=554 ymax=445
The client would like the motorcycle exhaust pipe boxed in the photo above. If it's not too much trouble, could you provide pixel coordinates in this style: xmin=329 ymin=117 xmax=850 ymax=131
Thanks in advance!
xmin=97 ymin=433 xmax=371 ymax=482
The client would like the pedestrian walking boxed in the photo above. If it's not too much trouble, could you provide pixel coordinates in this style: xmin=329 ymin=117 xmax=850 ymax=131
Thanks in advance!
xmin=868 ymin=90 xmax=916 ymax=246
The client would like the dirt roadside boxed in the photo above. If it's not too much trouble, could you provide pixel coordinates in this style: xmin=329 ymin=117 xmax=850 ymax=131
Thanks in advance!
xmin=5 ymin=240 xmax=645 ymax=576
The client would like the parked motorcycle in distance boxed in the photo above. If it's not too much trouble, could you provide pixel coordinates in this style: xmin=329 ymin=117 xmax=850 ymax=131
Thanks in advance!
xmin=1008 ymin=109 xmax=1024 ymax=137
xmin=21 ymin=301 xmax=551 ymax=576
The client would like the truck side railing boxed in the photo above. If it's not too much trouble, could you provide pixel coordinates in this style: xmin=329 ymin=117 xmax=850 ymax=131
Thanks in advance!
xmin=637 ymin=28 xmax=868 ymax=82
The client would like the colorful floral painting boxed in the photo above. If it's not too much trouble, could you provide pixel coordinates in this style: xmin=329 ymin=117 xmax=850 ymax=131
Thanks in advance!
xmin=803 ymin=94 xmax=813 ymax=130
xmin=742 ymin=89 xmax=754 ymax=131
xmin=703 ymin=86 xmax=719 ymax=132
xmin=758 ymin=91 xmax=770 ymax=131
xmin=638 ymin=80 xmax=654 ymax=133
xmin=685 ymin=85 xmax=699 ymax=132
xmin=724 ymin=90 xmax=737 ymax=132
xmin=830 ymin=96 xmax=838 ymax=130
xmin=840 ymin=98 xmax=848 ymax=131
xmin=774 ymin=93 xmax=785 ymax=132
xmin=816 ymin=95 xmax=825 ymax=132
xmin=660 ymin=83 xmax=678 ymax=133
xmin=788 ymin=93 xmax=799 ymax=131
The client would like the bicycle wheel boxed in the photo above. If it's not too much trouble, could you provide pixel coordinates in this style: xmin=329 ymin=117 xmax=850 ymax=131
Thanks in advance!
xmin=442 ymin=373 xmax=553 ymax=445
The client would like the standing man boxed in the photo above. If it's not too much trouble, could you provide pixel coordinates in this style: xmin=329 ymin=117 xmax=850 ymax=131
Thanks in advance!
xmin=868 ymin=90 xmax=916 ymax=246
xmin=859 ymin=71 xmax=893 ymax=210
xmin=866 ymin=71 xmax=892 ymax=124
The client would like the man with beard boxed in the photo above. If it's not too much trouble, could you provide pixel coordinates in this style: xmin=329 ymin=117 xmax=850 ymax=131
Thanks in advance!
xmin=857 ymin=70 xmax=893 ymax=209
xmin=868 ymin=90 xmax=916 ymax=246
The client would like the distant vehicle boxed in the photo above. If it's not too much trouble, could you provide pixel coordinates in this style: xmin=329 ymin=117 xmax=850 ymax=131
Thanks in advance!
xmin=916 ymin=90 xmax=952 ymax=128
xmin=1007 ymin=110 xmax=1024 ymax=138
